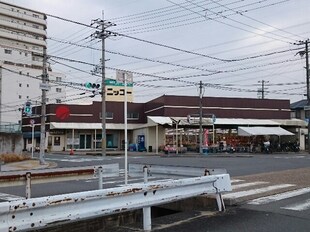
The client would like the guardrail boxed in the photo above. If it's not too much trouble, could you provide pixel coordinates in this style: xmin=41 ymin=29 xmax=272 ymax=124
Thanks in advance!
xmin=0 ymin=164 xmax=120 ymax=198
xmin=0 ymin=173 xmax=231 ymax=232
xmin=129 ymin=163 xmax=227 ymax=177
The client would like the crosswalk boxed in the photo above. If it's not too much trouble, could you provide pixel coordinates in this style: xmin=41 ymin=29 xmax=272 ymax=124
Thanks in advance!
xmin=223 ymin=178 xmax=310 ymax=213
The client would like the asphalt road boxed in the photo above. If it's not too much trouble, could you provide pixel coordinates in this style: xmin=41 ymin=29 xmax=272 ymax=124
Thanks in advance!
xmin=1 ymin=152 xmax=310 ymax=232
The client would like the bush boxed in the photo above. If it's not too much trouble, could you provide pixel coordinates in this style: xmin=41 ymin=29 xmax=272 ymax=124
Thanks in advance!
xmin=0 ymin=154 xmax=30 ymax=163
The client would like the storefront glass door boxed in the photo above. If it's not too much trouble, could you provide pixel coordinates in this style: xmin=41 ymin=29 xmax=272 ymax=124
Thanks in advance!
xmin=79 ymin=134 xmax=92 ymax=149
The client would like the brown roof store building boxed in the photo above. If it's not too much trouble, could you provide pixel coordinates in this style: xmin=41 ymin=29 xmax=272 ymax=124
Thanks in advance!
xmin=22 ymin=95 xmax=306 ymax=153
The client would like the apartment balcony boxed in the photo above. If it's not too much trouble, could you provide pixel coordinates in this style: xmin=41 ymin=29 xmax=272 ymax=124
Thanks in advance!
xmin=0 ymin=30 xmax=46 ymax=47
xmin=0 ymin=7 xmax=46 ymax=26
xmin=0 ymin=20 xmax=46 ymax=37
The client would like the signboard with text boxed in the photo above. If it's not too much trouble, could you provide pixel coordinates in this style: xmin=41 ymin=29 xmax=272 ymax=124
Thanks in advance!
xmin=105 ymin=75 xmax=133 ymax=102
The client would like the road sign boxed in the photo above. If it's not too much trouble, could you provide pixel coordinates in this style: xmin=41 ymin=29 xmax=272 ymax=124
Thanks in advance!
xmin=39 ymin=83 xmax=51 ymax=91
xmin=304 ymin=106 xmax=310 ymax=111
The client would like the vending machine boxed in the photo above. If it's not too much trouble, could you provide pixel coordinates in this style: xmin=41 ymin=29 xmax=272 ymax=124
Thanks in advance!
xmin=137 ymin=135 xmax=146 ymax=152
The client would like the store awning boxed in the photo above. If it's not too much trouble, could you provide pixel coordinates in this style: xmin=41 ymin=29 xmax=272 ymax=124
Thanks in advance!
xmin=147 ymin=116 xmax=172 ymax=126
xmin=238 ymin=126 xmax=294 ymax=136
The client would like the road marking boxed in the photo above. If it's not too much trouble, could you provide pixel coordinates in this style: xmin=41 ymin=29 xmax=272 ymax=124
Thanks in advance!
xmin=281 ymin=199 xmax=310 ymax=211
xmin=248 ymin=187 xmax=310 ymax=205
xmin=0 ymin=193 xmax=24 ymax=201
xmin=45 ymin=157 xmax=112 ymax=162
xmin=223 ymin=184 xmax=295 ymax=199
xmin=232 ymin=181 xmax=268 ymax=190
xmin=231 ymin=179 xmax=245 ymax=184
xmin=274 ymin=156 xmax=305 ymax=159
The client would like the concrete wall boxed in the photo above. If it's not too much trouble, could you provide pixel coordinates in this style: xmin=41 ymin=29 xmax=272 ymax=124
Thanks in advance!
xmin=0 ymin=133 xmax=23 ymax=154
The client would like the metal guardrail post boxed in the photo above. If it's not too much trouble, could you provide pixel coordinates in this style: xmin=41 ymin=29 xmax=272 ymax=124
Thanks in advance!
xmin=215 ymin=193 xmax=225 ymax=211
xmin=25 ymin=172 xmax=31 ymax=199
xmin=98 ymin=166 xmax=103 ymax=190
xmin=143 ymin=166 xmax=151 ymax=231
xmin=0 ymin=161 xmax=4 ymax=172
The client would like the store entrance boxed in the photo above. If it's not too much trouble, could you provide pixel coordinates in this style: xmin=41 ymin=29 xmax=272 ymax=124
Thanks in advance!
xmin=79 ymin=134 xmax=92 ymax=149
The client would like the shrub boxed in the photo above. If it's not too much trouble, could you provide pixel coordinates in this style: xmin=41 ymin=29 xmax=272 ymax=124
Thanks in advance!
xmin=0 ymin=154 xmax=30 ymax=163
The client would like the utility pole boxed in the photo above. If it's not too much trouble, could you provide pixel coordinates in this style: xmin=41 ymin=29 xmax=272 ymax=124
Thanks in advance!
xmin=258 ymin=80 xmax=268 ymax=99
xmin=92 ymin=12 xmax=115 ymax=156
xmin=306 ymin=40 xmax=310 ymax=154
xmin=199 ymin=81 xmax=203 ymax=154
xmin=296 ymin=39 xmax=310 ymax=154
xmin=39 ymin=47 xmax=48 ymax=165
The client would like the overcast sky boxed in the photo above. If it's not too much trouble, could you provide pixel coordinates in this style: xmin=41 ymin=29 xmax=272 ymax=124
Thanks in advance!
xmin=3 ymin=0 xmax=310 ymax=104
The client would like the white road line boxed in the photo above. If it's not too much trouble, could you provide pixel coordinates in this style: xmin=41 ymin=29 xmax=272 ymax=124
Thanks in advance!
xmin=281 ymin=199 xmax=310 ymax=211
xmin=231 ymin=179 xmax=245 ymax=184
xmin=0 ymin=193 xmax=24 ymax=201
xmin=232 ymin=181 xmax=268 ymax=190
xmin=223 ymin=184 xmax=295 ymax=199
xmin=248 ymin=187 xmax=310 ymax=205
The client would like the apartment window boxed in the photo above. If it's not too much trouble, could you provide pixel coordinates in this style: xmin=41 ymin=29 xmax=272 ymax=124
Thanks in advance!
xmin=33 ymin=14 xmax=39 ymax=18
xmin=18 ymin=95 xmax=22 ymax=99
xmin=56 ymin=77 xmax=62 ymax=82
xmin=56 ymin=99 xmax=61 ymax=103
xmin=4 ymin=49 xmax=12 ymax=54
xmin=27 ymin=84 xmax=29 ymax=87
xmin=25 ymin=53 xmax=28 ymax=57
xmin=32 ymin=24 xmax=39 ymax=29
xmin=46 ymin=98 xmax=49 ymax=102
xmin=56 ymin=88 xmax=62 ymax=93
xmin=127 ymin=112 xmax=139 ymax=119
xmin=19 ymin=83 xmax=22 ymax=87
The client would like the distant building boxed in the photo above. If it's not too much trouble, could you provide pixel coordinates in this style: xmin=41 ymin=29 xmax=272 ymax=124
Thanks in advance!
xmin=0 ymin=1 xmax=65 ymax=125
xmin=22 ymin=95 xmax=306 ymax=153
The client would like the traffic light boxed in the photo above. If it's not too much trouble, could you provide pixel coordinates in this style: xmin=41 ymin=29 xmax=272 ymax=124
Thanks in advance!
xmin=24 ymin=101 xmax=32 ymax=116
xmin=85 ymin=82 xmax=100 ymax=89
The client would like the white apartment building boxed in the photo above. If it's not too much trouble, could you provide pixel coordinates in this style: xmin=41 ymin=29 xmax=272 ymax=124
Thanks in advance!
xmin=0 ymin=1 xmax=65 ymax=125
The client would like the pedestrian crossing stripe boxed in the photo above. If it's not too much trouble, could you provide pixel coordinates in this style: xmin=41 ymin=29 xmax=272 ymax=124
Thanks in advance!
xmin=281 ymin=199 xmax=310 ymax=211
xmin=248 ymin=187 xmax=310 ymax=205
xmin=230 ymin=179 xmax=245 ymax=184
xmin=223 ymin=184 xmax=295 ymax=199
xmin=0 ymin=193 xmax=24 ymax=201
xmin=232 ymin=181 xmax=268 ymax=190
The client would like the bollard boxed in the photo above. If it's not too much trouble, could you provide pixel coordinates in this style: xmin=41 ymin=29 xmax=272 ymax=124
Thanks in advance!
xmin=25 ymin=172 xmax=31 ymax=199
xmin=143 ymin=166 xmax=151 ymax=231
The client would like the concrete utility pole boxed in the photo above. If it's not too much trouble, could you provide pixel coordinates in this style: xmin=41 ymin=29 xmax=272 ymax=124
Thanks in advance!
xmin=296 ymin=39 xmax=310 ymax=154
xmin=92 ymin=12 xmax=115 ymax=156
xmin=305 ymin=40 xmax=310 ymax=154
xmin=199 ymin=81 xmax=203 ymax=154
xmin=39 ymin=47 xmax=48 ymax=165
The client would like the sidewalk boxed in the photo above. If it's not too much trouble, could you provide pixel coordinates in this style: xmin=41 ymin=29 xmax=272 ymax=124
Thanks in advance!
xmin=0 ymin=159 xmax=57 ymax=172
